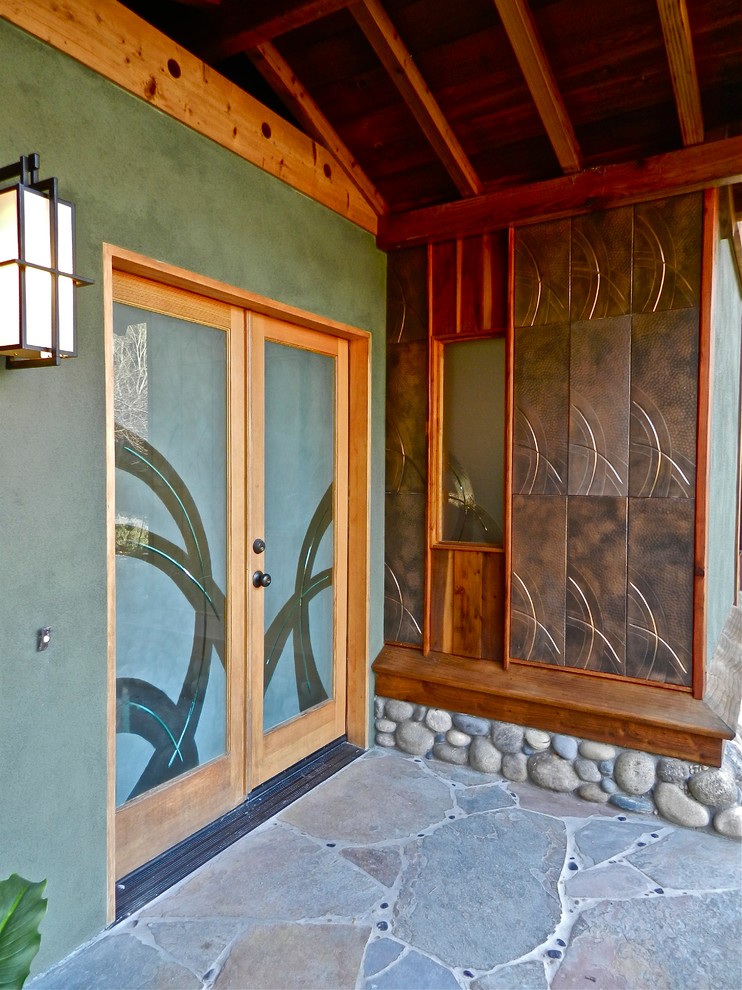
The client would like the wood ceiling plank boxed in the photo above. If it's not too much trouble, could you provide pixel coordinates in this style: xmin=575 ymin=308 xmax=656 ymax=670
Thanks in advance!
xmin=350 ymin=0 xmax=483 ymax=197
xmin=205 ymin=0 xmax=351 ymax=60
xmin=250 ymin=41 xmax=388 ymax=214
xmin=0 ymin=0 xmax=378 ymax=232
xmin=378 ymin=135 xmax=742 ymax=248
xmin=492 ymin=0 xmax=581 ymax=174
xmin=656 ymin=0 xmax=705 ymax=145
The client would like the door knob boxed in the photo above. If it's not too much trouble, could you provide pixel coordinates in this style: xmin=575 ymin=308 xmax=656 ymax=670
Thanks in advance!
xmin=252 ymin=570 xmax=272 ymax=588
xmin=253 ymin=538 xmax=266 ymax=554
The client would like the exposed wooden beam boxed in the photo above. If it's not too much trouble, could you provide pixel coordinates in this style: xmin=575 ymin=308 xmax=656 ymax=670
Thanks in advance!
xmin=656 ymin=0 xmax=704 ymax=146
xmin=378 ymin=135 xmax=742 ymax=249
xmin=250 ymin=42 xmax=388 ymax=215
xmin=492 ymin=0 xmax=581 ymax=174
xmin=350 ymin=0 xmax=482 ymax=198
xmin=204 ymin=0 xmax=350 ymax=61
xmin=0 ymin=0 xmax=378 ymax=233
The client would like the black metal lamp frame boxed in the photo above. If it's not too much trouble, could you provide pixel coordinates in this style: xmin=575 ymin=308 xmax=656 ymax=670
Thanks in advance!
xmin=0 ymin=152 xmax=93 ymax=370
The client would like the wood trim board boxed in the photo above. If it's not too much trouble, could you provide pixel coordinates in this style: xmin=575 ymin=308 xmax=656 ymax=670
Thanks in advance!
xmin=0 ymin=0 xmax=378 ymax=233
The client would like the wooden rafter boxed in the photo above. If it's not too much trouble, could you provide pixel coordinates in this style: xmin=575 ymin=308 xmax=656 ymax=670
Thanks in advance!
xmin=350 ymin=0 xmax=482 ymax=198
xmin=250 ymin=42 xmax=388 ymax=215
xmin=378 ymin=135 xmax=742 ymax=248
xmin=204 ymin=0 xmax=351 ymax=61
xmin=0 ymin=0 xmax=377 ymax=233
xmin=493 ymin=0 xmax=581 ymax=174
xmin=656 ymin=0 xmax=704 ymax=146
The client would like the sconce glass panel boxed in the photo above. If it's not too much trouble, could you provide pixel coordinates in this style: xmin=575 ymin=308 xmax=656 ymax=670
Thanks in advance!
xmin=441 ymin=337 xmax=506 ymax=544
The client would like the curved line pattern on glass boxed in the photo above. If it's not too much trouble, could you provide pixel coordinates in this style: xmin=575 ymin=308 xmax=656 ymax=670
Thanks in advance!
xmin=115 ymin=426 xmax=225 ymax=801
xmin=444 ymin=454 xmax=502 ymax=543
xmin=264 ymin=484 xmax=334 ymax=711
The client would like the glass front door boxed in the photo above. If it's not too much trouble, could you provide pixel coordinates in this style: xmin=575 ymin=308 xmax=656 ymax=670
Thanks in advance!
xmin=112 ymin=274 xmax=246 ymax=879
xmin=249 ymin=314 xmax=348 ymax=785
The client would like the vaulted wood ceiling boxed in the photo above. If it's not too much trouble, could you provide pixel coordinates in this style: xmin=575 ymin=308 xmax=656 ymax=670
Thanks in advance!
xmin=120 ymin=0 xmax=741 ymax=242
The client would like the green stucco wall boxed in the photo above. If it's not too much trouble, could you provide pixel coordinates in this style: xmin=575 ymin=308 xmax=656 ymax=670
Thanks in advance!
xmin=0 ymin=19 xmax=385 ymax=976
xmin=706 ymin=234 xmax=742 ymax=664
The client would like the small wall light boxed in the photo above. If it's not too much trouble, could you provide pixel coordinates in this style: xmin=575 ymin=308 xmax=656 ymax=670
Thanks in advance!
xmin=0 ymin=152 xmax=93 ymax=369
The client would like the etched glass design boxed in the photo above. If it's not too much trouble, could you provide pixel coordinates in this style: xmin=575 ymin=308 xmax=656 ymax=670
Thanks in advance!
xmin=263 ymin=341 xmax=335 ymax=732
xmin=114 ymin=304 xmax=227 ymax=806
xmin=441 ymin=338 xmax=505 ymax=544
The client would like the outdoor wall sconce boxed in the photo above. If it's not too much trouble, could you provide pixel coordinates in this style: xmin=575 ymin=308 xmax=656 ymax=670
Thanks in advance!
xmin=0 ymin=152 xmax=93 ymax=369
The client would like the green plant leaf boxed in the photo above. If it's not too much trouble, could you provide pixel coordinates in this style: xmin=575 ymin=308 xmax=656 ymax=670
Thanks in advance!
xmin=0 ymin=875 xmax=47 ymax=990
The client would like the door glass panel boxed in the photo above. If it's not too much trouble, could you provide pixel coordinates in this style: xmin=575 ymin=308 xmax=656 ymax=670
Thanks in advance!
xmin=263 ymin=341 xmax=335 ymax=732
xmin=441 ymin=337 xmax=506 ymax=544
xmin=113 ymin=303 xmax=227 ymax=806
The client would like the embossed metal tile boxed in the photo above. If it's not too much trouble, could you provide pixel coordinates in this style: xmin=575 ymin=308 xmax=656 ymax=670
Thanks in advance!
xmin=386 ymin=247 xmax=428 ymax=343
xmin=626 ymin=498 xmax=694 ymax=686
xmin=633 ymin=194 xmax=702 ymax=314
xmin=568 ymin=316 xmax=631 ymax=496
xmin=510 ymin=495 xmax=566 ymax=664
xmin=513 ymin=323 xmax=570 ymax=495
xmin=571 ymin=207 xmax=633 ymax=321
xmin=514 ymin=220 xmax=570 ymax=328
xmin=566 ymin=497 xmax=627 ymax=674
xmin=629 ymin=309 xmax=699 ymax=498
xmin=385 ymin=338 xmax=428 ymax=645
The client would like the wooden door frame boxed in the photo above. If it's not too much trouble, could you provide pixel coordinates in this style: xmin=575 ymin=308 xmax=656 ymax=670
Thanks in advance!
xmin=104 ymin=244 xmax=372 ymax=921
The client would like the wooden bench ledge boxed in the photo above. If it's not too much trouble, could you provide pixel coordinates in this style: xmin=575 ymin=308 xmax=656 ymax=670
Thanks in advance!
xmin=373 ymin=644 xmax=735 ymax=766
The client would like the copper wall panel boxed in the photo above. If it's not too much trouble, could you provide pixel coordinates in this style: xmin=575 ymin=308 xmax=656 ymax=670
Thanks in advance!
xmin=514 ymin=220 xmax=570 ymax=327
xmin=513 ymin=323 xmax=570 ymax=495
xmin=633 ymin=193 xmax=702 ymax=313
xmin=571 ymin=207 xmax=633 ymax=321
xmin=569 ymin=316 xmax=631 ymax=496
xmin=629 ymin=309 xmax=699 ymax=498
xmin=626 ymin=498 xmax=694 ymax=686
xmin=510 ymin=495 xmax=567 ymax=663
xmin=566 ymin=497 xmax=627 ymax=674
xmin=385 ymin=249 xmax=428 ymax=645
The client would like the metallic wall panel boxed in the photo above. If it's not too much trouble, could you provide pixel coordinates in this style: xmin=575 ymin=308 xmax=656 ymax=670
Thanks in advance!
xmin=571 ymin=207 xmax=633 ymax=321
xmin=566 ymin=497 xmax=627 ymax=674
xmin=633 ymin=193 xmax=702 ymax=314
xmin=385 ymin=249 xmax=428 ymax=645
xmin=510 ymin=495 xmax=566 ymax=663
xmin=514 ymin=220 xmax=570 ymax=327
xmin=629 ymin=309 xmax=699 ymax=498
xmin=513 ymin=323 xmax=570 ymax=495
xmin=569 ymin=316 xmax=631 ymax=495
xmin=626 ymin=498 xmax=695 ymax=686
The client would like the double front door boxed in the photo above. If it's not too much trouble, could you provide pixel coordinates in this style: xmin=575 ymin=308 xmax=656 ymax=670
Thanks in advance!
xmin=111 ymin=274 xmax=349 ymax=878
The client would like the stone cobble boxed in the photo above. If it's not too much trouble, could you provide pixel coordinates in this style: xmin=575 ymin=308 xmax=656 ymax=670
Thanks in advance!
xmin=376 ymin=696 xmax=742 ymax=839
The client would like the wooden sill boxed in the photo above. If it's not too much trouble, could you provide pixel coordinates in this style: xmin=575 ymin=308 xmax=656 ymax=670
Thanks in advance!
xmin=373 ymin=644 xmax=735 ymax=766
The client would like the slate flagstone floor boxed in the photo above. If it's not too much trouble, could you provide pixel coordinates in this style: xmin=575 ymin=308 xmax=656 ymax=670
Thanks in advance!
xmin=30 ymin=749 xmax=742 ymax=990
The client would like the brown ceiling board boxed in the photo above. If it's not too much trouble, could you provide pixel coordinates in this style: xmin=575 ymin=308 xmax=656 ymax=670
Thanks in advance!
xmin=378 ymin=135 xmax=742 ymax=248
xmin=577 ymin=102 xmax=681 ymax=167
xmin=350 ymin=0 xmax=483 ymax=196
xmin=249 ymin=41 xmax=388 ymax=213
xmin=203 ymin=0 xmax=352 ymax=60
xmin=656 ymin=0 xmax=704 ymax=145
xmin=492 ymin=0 xmax=582 ymax=174
xmin=471 ymin=134 xmax=561 ymax=187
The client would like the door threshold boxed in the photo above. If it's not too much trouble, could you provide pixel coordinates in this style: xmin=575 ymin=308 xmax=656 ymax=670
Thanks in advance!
xmin=114 ymin=738 xmax=363 ymax=921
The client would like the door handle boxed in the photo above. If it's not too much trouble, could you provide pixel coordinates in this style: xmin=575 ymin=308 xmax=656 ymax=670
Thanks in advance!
xmin=252 ymin=570 xmax=272 ymax=588
xmin=253 ymin=538 xmax=266 ymax=554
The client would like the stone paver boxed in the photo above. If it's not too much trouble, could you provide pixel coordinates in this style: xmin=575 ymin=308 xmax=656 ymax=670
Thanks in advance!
xmin=29 ymin=749 xmax=742 ymax=990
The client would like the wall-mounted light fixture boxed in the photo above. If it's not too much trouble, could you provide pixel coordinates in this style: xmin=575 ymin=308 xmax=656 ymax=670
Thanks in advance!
xmin=0 ymin=152 xmax=93 ymax=369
